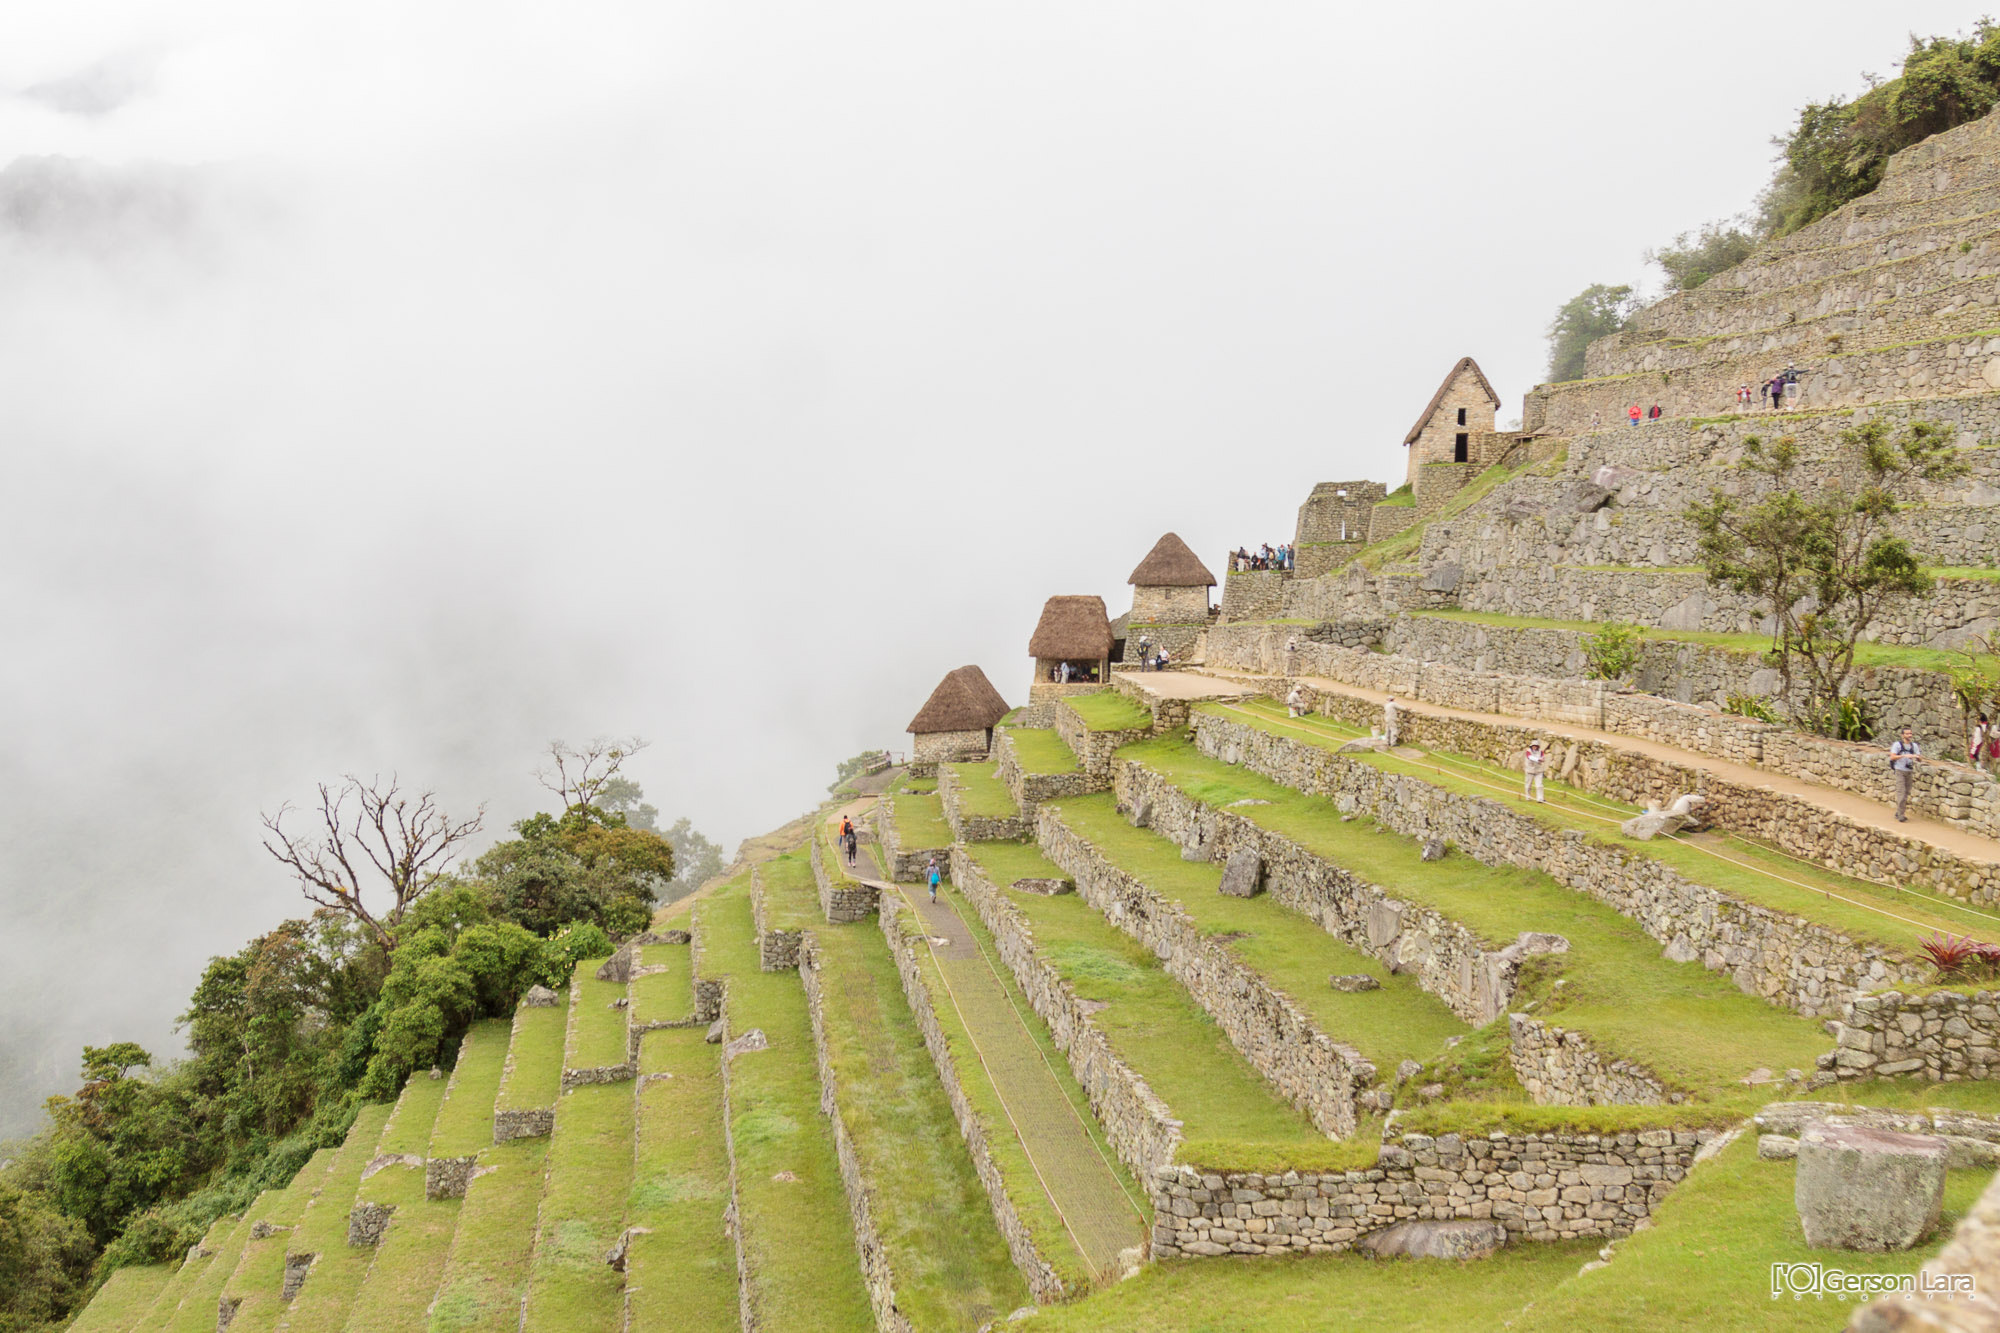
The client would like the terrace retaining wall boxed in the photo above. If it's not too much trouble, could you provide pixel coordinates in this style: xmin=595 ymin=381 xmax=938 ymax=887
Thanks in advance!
xmin=1034 ymin=804 xmax=1375 ymax=1136
xmin=938 ymin=766 xmax=1030 ymax=843
xmin=873 ymin=794 xmax=953 ymax=883
xmin=811 ymin=831 xmax=881 ymax=923
xmin=750 ymin=868 xmax=803 ymax=972
xmin=1187 ymin=711 xmax=1929 ymax=1016
xmin=993 ymin=728 xmax=1101 ymax=817
xmin=1507 ymin=1014 xmax=1669 ymax=1107
xmin=1835 ymin=988 xmax=2000 ymax=1082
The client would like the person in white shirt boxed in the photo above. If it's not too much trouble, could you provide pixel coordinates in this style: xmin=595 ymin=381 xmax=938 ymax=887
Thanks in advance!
xmin=1971 ymin=715 xmax=1993 ymax=776
xmin=1889 ymin=728 xmax=1921 ymax=821
xmin=1383 ymin=697 xmax=1400 ymax=747
xmin=1522 ymin=741 xmax=1548 ymax=801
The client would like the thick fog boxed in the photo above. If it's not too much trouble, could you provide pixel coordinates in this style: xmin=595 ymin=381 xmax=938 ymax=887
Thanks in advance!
xmin=1 ymin=0 xmax=1986 ymax=1135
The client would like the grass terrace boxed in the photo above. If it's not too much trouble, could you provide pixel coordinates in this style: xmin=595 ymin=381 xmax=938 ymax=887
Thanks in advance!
xmin=65 ymin=1264 xmax=171 ymax=1333
xmin=264 ymin=1101 xmax=394 ymax=1333
xmin=694 ymin=877 xmax=874 ymax=1331
xmin=893 ymin=788 xmax=955 ymax=847
xmin=1119 ymin=734 xmax=1833 ymax=1111
xmin=216 ymin=1149 xmax=331 ymax=1332
xmin=1216 ymin=696 xmax=2000 ymax=948
xmin=760 ymin=847 xmax=824 ymax=928
xmin=627 ymin=1027 xmax=738 ymax=1332
xmin=631 ymin=944 xmax=690 ymax=1028
xmin=1065 ymin=691 xmax=1154 ymax=733
xmin=496 ymin=1002 xmax=566 ymax=1115
xmin=432 ymin=1019 xmax=511 ymax=1155
xmin=1005 ymin=727 xmax=1081 ymax=776
xmin=809 ymin=913 xmax=1031 ymax=1329
xmin=428 ymin=1135 xmax=551 ymax=1333
xmin=568 ymin=971 xmax=631 ymax=1071
xmin=901 ymin=775 xmax=939 ymax=793
xmin=947 ymin=761 xmax=1021 ymax=824
xmin=519 ymin=1081 xmax=634 ymax=1331
xmin=161 ymin=1205 xmax=257 ymax=1333
xmin=1043 ymin=794 xmax=1468 ymax=1073
xmin=959 ymin=843 xmax=1347 ymax=1172
xmin=342 ymin=1068 xmax=460 ymax=1333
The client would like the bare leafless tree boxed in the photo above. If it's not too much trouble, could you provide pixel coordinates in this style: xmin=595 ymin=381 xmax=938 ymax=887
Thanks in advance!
xmin=538 ymin=737 xmax=648 ymax=812
xmin=261 ymin=776 xmax=485 ymax=950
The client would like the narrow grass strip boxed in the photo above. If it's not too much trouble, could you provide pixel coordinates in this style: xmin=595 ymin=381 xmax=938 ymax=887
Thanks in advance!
xmin=497 ymin=1006 xmax=566 ymax=1114
xmin=629 ymin=950 xmax=687 ymax=1030
xmin=340 ymin=1064 xmax=462 ymax=1333
xmin=1065 ymin=693 xmax=1153 ymax=732
xmin=567 ymin=973 xmax=631 ymax=1071
xmin=625 ymin=1028 xmax=739 ymax=1332
xmin=948 ymin=763 xmax=1021 ymax=822
xmin=215 ymin=1148 xmax=336 ymax=1332
xmin=431 ymin=1020 xmax=512 ymax=1157
xmin=695 ymin=880 xmax=874 ymax=1332
xmin=893 ymin=790 xmax=955 ymax=846
xmin=271 ymin=1102 xmax=396 ymax=1333
xmin=518 ymin=1082 xmax=634 ymax=1332
xmin=161 ymin=1207 xmax=258 ymax=1333
xmin=1046 ymin=792 xmax=1469 ymax=1071
xmin=960 ymin=844 xmax=1331 ymax=1167
xmin=1006 ymin=728 xmax=1081 ymax=775
xmin=758 ymin=849 xmax=822 ymax=930
xmin=67 ymin=1263 xmax=172 ymax=1333
xmin=425 ymin=1137 xmax=550 ymax=1333
xmin=809 ymin=918 xmax=1031 ymax=1330
xmin=135 ymin=1213 xmax=239 ymax=1331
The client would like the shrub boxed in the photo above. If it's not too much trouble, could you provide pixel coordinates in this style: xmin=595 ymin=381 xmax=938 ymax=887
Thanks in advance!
xmin=1582 ymin=621 xmax=1645 ymax=682
xmin=1724 ymin=693 xmax=1779 ymax=724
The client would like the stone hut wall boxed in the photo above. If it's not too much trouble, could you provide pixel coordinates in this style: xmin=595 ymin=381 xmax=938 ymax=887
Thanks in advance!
xmin=1033 ymin=803 xmax=1373 ymax=1137
xmin=1152 ymin=1128 xmax=1705 ymax=1257
xmin=1187 ymin=711 xmax=1928 ymax=1016
xmin=1367 ymin=502 xmax=1421 ymax=544
xmin=1296 ymin=481 xmax=1387 ymax=545
xmin=949 ymin=846 xmax=1185 ymax=1183
xmin=912 ymin=729 xmax=990 ymax=769
xmin=1835 ymin=988 xmax=2000 ymax=1082
xmin=876 ymin=895 xmax=1071 ymax=1300
xmin=1407 ymin=374 xmax=1499 ymax=479
xmin=1506 ymin=1014 xmax=1669 ymax=1107
xmin=811 ymin=832 xmax=880 ymax=923
xmin=1132 ymin=584 xmax=1211 ymax=623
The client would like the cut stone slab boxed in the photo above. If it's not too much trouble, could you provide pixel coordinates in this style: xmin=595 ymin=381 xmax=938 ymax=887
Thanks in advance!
xmin=723 ymin=1028 xmax=769 ymax=1062
xmin=523 ymin=984 xmax=559 ymax=1008
xmin=1759 ymin=1135 xmax=1799 ymax=1161
xmin=1795 ymin=1122 xmax=1948 ymax=1252
xmin=1330 ymin=974 xmax=1381 ymax=993
xmin=1619 ymin=793 xmax=1706 ymax=841
xmin=1011 ymin=877 xmax=1075 ymax=896
xmin=1420 ymin=839 xmax=1447 ymax=862
xmin=1218 ymin=849 xmax=1264 ymax=898
xmin=596 ymin=941 xmax=637 ymax=983
xmin=1358 ymin=1219 xmax=1506 ymax=1261
xmin=704 ymin=1019 xmax=725 ymax=1044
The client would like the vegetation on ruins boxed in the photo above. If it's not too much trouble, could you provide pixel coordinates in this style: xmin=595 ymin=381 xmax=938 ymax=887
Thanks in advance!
xmin=1644 ymin=220 xmax=1759 ymax=292
xmin=1580 ymin=620 xmax=1644 ymax=683
xmin=1919 ymin=931 xmax=2000 ymax=983
xmin=1724 ymin=692 xmax=1781 ymax=725
xmin=1685 ymin=419 xmax=1969 ymax=737
xmin=827 ymin=749 xmax=882 ymax=793
xmin=1543 ymin=283 xmax=1637 ymax=382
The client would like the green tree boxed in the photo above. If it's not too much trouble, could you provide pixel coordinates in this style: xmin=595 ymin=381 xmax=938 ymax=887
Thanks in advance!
xmin=1646 ymin=221 xmax=1758 ymax=291
xmin=1544 ymin=284 xmax=1638 ymax=383
xmin=827 ymin=751 xmax=881 ymax=794
xmin=1581 ymin=621 xmax=1645 ymax=683
xmin=473 ymin=805 xmax=671 ymax=938
xmin=662 ymin=817 xmax=724 ymax=900
xmin=0 ymin=1178 xmax=94 ymax=1332
xmin=1686 ymin=419 xmax=1968 ymax=735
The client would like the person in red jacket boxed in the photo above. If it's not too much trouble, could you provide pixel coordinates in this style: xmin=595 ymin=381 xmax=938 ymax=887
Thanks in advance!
xmin=1647 ymin=404 xmax=1663 ymax=420
xmin=1627 ymin=404 xmax=1642 ymax=426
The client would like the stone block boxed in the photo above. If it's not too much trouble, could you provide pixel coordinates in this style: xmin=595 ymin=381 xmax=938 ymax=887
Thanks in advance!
xmin=1330 ymin=974 xmax=1381 ymax=993
xmin=1219 ymin=849 xmax=1264 ymax=898
xmin=1795 ymin=1122 xmax=1948 ymax=1252
xmin=522 ymin=985 xmax=559 ymax=1008
xmin=1357 ymin=1219 xmax=1506 ymax=1261
xmin=1758 ymin=1135 xmax=1799 ymax=1160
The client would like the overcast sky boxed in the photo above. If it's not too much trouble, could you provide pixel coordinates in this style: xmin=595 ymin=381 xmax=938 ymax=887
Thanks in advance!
xmin=2 ymin=0 xmax=1991 ymax=1135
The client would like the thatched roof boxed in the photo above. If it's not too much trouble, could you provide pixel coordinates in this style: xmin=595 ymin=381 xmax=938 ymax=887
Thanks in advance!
xmin=1028 ymin=595 xmax=1113 ymax=660
xmin=1402 ymin=356 xmax=1501 ymax=445
xmin=907 ymin=664 xmax=1011 ymax=734
xmin=1127 ymin=532 xmax=1215 ymax=587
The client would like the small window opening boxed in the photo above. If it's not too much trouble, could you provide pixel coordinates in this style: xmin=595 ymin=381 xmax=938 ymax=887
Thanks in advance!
xmin=1456 ymin=407 xmax=1467 ymax=426
xmin=1454 ymin=433 xmax=1469 ymax=463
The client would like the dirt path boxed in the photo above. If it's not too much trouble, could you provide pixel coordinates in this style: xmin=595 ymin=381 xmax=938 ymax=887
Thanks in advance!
xmin=886 ymin=882 xmax=1147 ymax=1283
xmin=1199 ymin=667 xmax=2000 ymax=869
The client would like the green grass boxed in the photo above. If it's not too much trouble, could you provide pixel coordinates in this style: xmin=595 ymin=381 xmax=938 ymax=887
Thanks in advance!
xmin=759 ymin=849 xmax=822 ymax=928
xmin=1932 ymin=565 xmax=2000 ymax=582
xmin=1013 ymin=1237 xmax=1592 ymax=1331
xmin=344 ymin=1068 xmax=461 ymax=1333
xmin=66 ymin=1263 xmax=172 ymax=1333
xmin=567 ymin=973 xmax=630 ymax=1070
xmin=887 ymin=896 xmax=1149 ymax=1290
xmin=961 ymin=846 xmax=1337 ymax=1171
xmin=431 ymin=1020 xmax=512 ymax=1156
xmin=630 ymin=947 xmax=689 ymax=1028
xmin=425 ymin=1137 xmax=550 ymax=1332
xmin=902 ymin=775 xmax=940 ymax=793
xmin=1219 ymin=697 xmax=2000 ymax=948
xmin=216 ymin=1149 xmax=334 ymax=1333
xmin=695 ymin=877 xmax=874 ymax=1331
xmin=809 ymin=916 xmax=1031 ymax=1329
xmin=1121 ymin=734 xmax=1832 ymax=1108
xmin=1045 ymin=794 xmax=1469 ymax=1073
xmin=162 ymin=1208 xmax=256 ymax=1333
xmin=626 ymin=1027 xmax=738 ymax=1332
xmin=1006 ymin=727 xmax=1082 ymax=775
xmin=1513 ymin=1132 xmax=1992 ymax=1332
xmin=1350 ymin=453 xmax=1547 ymax=573
xmin=264 ymin=1101 xmax=395 ymax=1333
xmin=496 ymin=1003 xmax=568 ymax=1113
xmin=892 ymin=789 xmax=955 ymax=847
xmin=948 ymin=761 xmax=1021 ymax=823
xmin=1065 ymin=692 xmax=1155 ymax=733
xmin=519 ymin=1081 xmax=634 ymax=1331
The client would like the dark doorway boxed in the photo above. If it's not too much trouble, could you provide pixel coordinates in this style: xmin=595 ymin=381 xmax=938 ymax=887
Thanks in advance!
xmin=1454 ymin=433 xmax=1469 ymax=463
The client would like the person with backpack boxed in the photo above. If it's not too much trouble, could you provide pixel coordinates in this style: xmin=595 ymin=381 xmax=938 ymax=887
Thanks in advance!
xmin=927 ymin=857 xmax=942 ymax=904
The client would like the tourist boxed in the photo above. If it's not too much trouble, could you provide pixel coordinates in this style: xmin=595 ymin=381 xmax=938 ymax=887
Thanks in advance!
xmin=1590 ymin=411 xmax=1602 ymax=429
xmin=1383 ymin=696 xmax=1400 ymax=747
xmin=1889 ymin=727 xmax=1922 ymax=821
xmin=1156 ymin=648 xmax=1170 ymax=672
xmin=1972 ymin=715 xmax=1993 ymax=774
xmin=1737 ymin=384 xmax=1751 ymax=410
xmin=1627 ymin=403 xmax=1642 ymax=427
xmin=1287 ymin=682 xmax=1309 ymax=718
xmin=1647 ymin=403 xmax=1662 ymax=420
xmin=927 ymin=857 xmax=941 ymax=904
xmin=1767 ymin=377 xmax=1783 ymax=410
xmin=1522 ymin=741 xmax=1547 ymax=802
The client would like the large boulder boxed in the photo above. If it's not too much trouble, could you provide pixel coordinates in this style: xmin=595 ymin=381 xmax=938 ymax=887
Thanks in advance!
xmin=1620 ymin=794 xmax=1706 ymax=841
xmin=1358 ymin=1219 xmax=1506 ymax=1261
xmin=595 ymin=942 xmax=637 ymax=984
xmin=1218 ymin=849 xmax=1264 ymax=898
xmin=1795 ymin=1122 xmax=1948 ymax=1251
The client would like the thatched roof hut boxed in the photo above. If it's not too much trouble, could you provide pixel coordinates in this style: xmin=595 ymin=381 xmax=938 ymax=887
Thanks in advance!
xmin=1028 ymin=595 xmax=1113 ymax=661
xmin=1127 ymin=532 xmax=1215 ymax=588
xmin=906 ymin=665 xmax=1010 ymax=735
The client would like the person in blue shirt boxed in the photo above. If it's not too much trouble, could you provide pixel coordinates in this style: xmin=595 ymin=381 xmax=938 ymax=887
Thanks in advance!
xmin=927 ymin=858 xmax=941 ymax=903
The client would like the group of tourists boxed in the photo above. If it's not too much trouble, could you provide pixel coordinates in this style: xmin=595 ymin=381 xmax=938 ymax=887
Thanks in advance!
xmin=1132 ymin=636 xmax=1172 ymax=672
xmin=1733 ymin=369 xmax=1801 ymax=411
xmin=1232 ymin=544 xmax=1292 ymax=572
xmin=837 ymin=815 xmax=860 ymax=868
xmin=1624 ymin=403 xmax=1664 ymax=425
xmin=1048 ymin=661 xmax=1101 ymax=684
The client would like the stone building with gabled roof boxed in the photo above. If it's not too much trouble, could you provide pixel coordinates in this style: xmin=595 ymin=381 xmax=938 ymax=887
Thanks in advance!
xmin=1029 ymin=594 xmax=1113 ymax=699
xmin=1403 ymin=357 xmax=1519 ymax=515
xmin=1123 ymin=532 xmax=1216 ymax=666
xmin=906 ymin=664 xmax=1011 ymax=768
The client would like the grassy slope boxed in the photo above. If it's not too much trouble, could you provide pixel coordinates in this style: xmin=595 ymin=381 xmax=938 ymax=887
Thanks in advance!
xmin=893 ymin=790 xmax=956 ymax=846
xmin=519 ymin=1081 xmax=633 ymax=1332
xmin=1065 ymin=693 xmax=1154 ymax=732
xmin=66 ymin=1263 xmax=172 ymax=1333
xmin=626 ymin=1027 xmax=738 ymax=1332
xmin=133 ymin=1214 xmax=238 ymax=1330
xmin=214 ymin=1148 xmax=335 ymax=1332
xmin=1006 ymin=728 xmax=1081 ymax=776
xmin=1046 ymin=793 xmax=1468 ymax=1072
xmin=887 ymin=895 xmax=1150 ymax=1292
xmin=568 ymin=972 xmax=630 ymax=1070
xmin=270 ymin=1102 xmax=397 ymax=1333
xmin=160 ymin=1203 xmax=259 ymax=1333
xmin=961 ymin=844 xmax=1339 ymax=1170
xmin=1125 ymin=735 xmax=1830 ymax=1108
xmin=696 ymin=877 xmax=874 ymax=1332
xmin=759 ymin=851 xmax=821 ymax=931
xmin=949 ymin=762 xmax=1022 ymax=822
xmin=630 ymin=944 xmax=689 ymax=1028
xmin=1224 ymin=698 xmax=1999 ymax=946
xmin=339 ymin=1067 xmax=459 ymax=1333
xmin=427 ymin=1138 xmax=549 ymax=1333
xmin=496 ymin=1005 xmax=566 ymax=1113
xmin=809 ymin=915 xmax=1032 ymax=1331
